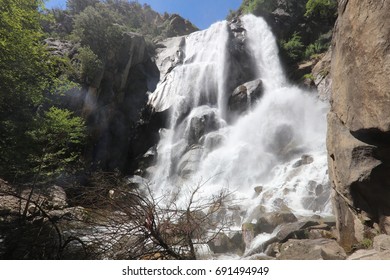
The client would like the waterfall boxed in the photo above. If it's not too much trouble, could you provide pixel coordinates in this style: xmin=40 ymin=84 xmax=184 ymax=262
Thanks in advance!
xmin=148 ymin=14 xmax=331 ymax=246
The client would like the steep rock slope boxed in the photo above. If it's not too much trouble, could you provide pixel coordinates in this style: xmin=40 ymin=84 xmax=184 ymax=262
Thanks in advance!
xmin=328 ymin=0 xmax=390 ymax=250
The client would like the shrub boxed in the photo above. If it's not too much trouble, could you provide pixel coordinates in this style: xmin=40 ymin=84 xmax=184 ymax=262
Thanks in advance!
xmin=76 ymin=46 xmax=103 ymax=85
xmin=281 ymin=32 xmax=304 ymax=62
xmin=304 ymin=41 xmax=329 ymax=59
xmin=28 ymin=107 xmax=86 ymax=177
xmin=305 ymin=0 xmax=337 ymax=18
xmin=241 ymin=0 xmax=277 ymax=15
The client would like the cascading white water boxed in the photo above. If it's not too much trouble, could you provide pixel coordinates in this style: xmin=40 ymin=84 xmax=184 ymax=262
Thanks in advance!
xmin=149 ymin=14 xmax=331 ymax=239
xmin=151 ymin=21 xmax=229 ymax=199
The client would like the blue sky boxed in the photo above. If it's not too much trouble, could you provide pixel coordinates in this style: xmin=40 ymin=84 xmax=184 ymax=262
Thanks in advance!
xmin=44 ymin=0 xmax=242 ymax=29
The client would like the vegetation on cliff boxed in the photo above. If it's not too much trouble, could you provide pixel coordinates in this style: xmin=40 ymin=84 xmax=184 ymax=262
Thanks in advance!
xmin=0 ymin=0 xmax=198 ymax=183
xmin=0 ymin=0 xmax=85 ymax=181
xmin=230 ymin=0 xmax=337 ymax=78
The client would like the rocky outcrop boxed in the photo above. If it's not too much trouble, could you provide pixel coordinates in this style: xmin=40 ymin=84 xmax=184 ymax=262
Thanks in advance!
xmin=311 ymin=50 xmax=332 ymax=101
xmin=164 ymin=14 xmax=198 ymax=37
xmin=83 ymin=32 xmax=160 ymax=171
xmin=244 ymin=216 xmax=337 ymax=257
xmin=44 ymin=38 xmax=78 ymax=57
xmin=226 ymin=18 xmax=257 ymax=93
xmin=277 ymin=238 xmax=346 ymax=260
xmin=228 ymin=79 xmax=263 ymax=115
xmin=208 ymin=232 xmax=245 ymax=255
xmin=328 ymin=0 xmax=390 ymax=251
xmin=348 ymin=235 xmax=390 ymax=260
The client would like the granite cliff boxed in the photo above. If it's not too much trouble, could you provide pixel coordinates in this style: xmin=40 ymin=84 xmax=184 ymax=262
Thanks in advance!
xmin=328 ymin=0 xmax=390 ymax=251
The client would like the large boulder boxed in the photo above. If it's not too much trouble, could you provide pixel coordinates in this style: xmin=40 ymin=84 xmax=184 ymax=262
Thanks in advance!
xmin=328 ymin=0 xmax=390 ymax=251
xmin=277 ymin=238 xmax=346 ymax=260
xmin=208 ymin=232 xmax=245 ymax=255
xmin=348 ymin=235 xmax=390 ymax=260
xmin=228 ymin=79 xmax=263 ymax=115
xmin=45 ymin=185 xmax=68 ymax=210
xmin=177 ymin=145 xmax=204 ymax=178
xmin=244 ymin=217 xmax=336 ymax=257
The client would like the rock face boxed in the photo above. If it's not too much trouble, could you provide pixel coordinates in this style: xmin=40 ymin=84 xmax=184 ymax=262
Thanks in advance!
xmin=84 ymin=32 xmax=159 ymax=171
xmin=311 ymin=50 xmax=332 ymax=101
xmin=348 ymin=234 xmax=390 ymax=260
xmin=328 ymin=0 xmax=390 ymax=251
xmin=277 ymin=238 xmax=346 ymax=260
xmin=165 ymin=14 xmax=198 ymax=37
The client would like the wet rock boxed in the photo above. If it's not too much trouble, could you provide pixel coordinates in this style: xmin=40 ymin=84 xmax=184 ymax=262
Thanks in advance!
xmin=226 ymin=18 xmax=257 ymax=93
xmin=177 ymin=146 xmax=203 ymax=178
xmin=208 ymin=232 xmax=245 ymax=255
xmin=292 ymin=154 xmax=314 ymax=168
xmin=256 ymin=211 xmax=298 ymax=234
xmin=266 ymin=124 xmax=302 ymax=159
xmin=301 ymin=181 xmax=331 ymax=212
xmin=228 ymin=79 xmax=263 ymax=115
xmin=254 ymin=186 xmax=263 ymax=195
xmin=242 ymin=223 xmax=256 ymax=248
xmin=186 ymin=109 xmax=221 ymax=146
xmin=134 ymin=146 xmax=157 ymax=174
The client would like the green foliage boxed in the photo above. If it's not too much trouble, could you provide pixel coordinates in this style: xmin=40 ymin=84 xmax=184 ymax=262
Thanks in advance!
xmin=0 ymin=0 xmax=87 ymax=181
xmin=0 ymin=0 xmax=57 ymax=179
xmin=352 ymin=238 xmax=373 ymax=251
xmin=240 ymin=0 xmax=277 ymax=15
xmin=72 ymin=4 xmax=126 ymax=59
xmin=305 ymin=0 xmax=337 ymax=18
xmin=280 ymin=32 xmax=304 ymax=62
xmin=76 ymin=46 xmax=103 ymax=85
xmin=66 ymin=0 xmax=99 ymax=14
xmin=28 ymin=107 xmax=86 ymax=177
xmin=304 ymin=41 xmax=329 ymax=59
xmin=0 ymin=0 xmax=52 ymax=105
xmin=303 ymin=73 xmax=314 ymax=81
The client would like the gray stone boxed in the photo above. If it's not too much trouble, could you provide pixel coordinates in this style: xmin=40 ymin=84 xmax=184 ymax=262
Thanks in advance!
xmin=46 ymin=185 xmax=67 ymax=210
xmin=312 ymin=49 xmax=332 ymax=101
xmin=177 ymin=146 xmax=203 ymax=177
xmin=208 ymin=232 xmax=245 ymax=255
xmin=292 ymin=154 xmax=314 ymax=168
xmin=277 ymin=238 xmax=347 ymax=260
xmin=373 ymin=234 xmax=390 ymax=252
xmin=348 ymin=249 xmax=390 ymax=260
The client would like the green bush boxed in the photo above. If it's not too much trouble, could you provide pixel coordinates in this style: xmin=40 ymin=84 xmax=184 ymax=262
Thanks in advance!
xmin=66 ymin=0 xmax=99 ymax=15
xmin=28 ymin=107 xmax=86 ymax=177
xmin=281 ymin=32 xmax=304 ymax=62
xmin=72 ymin=4 xmax=126 ymax=59
xmin=76 ymin=46 xmax=103 ymax=85
xmin=304 ymin=41 xmax=329 ymax=59
xmin=305 ymin=0 xmax=337 ymax=18
xmin=241 ymin=0 xmax=277 ymax=15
